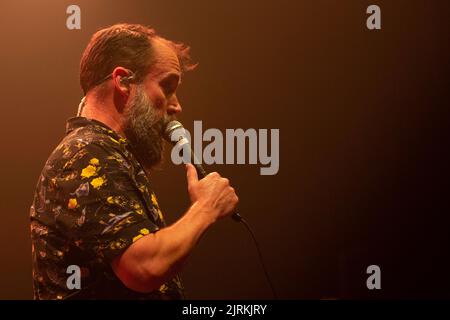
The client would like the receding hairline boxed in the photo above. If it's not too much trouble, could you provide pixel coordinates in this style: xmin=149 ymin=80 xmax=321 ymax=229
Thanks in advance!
xmin=150 ymin=35 xmax=197 ymax=74
xmin=80 ymin=23 xmax=197 ymax=94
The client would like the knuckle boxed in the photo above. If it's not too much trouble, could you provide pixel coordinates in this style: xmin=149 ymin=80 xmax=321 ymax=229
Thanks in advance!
xmin=210 ymin=172 xmax=220 ymax=178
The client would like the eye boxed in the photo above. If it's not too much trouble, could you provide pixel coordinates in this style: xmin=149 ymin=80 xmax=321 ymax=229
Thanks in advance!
xmin=162 ymin=82 xmax=175 ymax=96
xmin=160 ymin=75 xmax=179 ymax=97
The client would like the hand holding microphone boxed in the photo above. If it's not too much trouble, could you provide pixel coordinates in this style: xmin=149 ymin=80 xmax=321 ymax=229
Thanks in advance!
xmin=164 ymin=120 xmax=242 ymax=222
xmin=185 ymin=163 xmax=239 ymax=222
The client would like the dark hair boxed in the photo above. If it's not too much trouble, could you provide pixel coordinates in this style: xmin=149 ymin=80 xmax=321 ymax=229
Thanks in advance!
xmin=80 ymin=23 xmax=196 ymax=94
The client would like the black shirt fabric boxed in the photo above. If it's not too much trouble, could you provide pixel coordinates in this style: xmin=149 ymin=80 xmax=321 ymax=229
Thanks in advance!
xmin=30 ymin=117 xmax=184 ymax=299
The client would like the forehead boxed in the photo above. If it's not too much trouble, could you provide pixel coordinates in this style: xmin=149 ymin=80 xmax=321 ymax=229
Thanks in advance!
xmin=148 ymin=37 xmax=181 ymax=80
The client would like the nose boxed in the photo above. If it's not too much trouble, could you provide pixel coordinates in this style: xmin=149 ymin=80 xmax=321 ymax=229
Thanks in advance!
xmin=167 ymin=95 xmax=182 ymax=115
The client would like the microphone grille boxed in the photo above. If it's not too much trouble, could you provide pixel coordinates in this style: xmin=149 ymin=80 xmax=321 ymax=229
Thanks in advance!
xmin=164 ymin=120 xmax=185 ymax=142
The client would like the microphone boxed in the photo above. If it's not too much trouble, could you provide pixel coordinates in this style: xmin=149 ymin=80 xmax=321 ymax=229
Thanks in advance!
xmin=164 ymin=120 xmax=242 ymax=222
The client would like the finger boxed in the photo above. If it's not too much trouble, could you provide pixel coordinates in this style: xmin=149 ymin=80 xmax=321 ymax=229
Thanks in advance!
xmin=185 ymin=163 xmax=198 ymax=186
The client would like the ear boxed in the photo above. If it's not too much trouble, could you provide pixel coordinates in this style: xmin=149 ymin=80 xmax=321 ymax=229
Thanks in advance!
xmin=111 ymin=67 xmax=133 ymax=96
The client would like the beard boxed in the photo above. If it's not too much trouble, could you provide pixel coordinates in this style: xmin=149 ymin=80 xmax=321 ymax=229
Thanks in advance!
xmin=122 ymin=85 xmax=172 ymax=173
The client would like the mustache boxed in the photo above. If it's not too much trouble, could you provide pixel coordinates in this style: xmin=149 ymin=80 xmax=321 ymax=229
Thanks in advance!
xmin=155 ymin=115 xmax=177 ymax=135
xmin=145 ymin=115 xmax=176 ymax=145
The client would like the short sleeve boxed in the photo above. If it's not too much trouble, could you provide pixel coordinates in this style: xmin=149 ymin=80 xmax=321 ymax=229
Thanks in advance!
xmin=54 ymin=142 xmax=159 ymax=263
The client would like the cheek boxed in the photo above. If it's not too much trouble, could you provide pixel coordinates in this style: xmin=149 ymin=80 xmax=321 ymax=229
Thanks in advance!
xmin=154 ymin=95 xmax=166 ymax=110
xmin=144 ymin=83 xmax=167 ymax=110
xmin=150 ymin=95 xmax=167 ymax=119
xmin=147 ymin=89 xmax=166 ymax=110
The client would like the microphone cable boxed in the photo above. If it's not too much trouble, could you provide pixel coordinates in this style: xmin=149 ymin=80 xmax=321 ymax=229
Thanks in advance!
xmin=235 ymin=214 xmax=278 ymax=299
xmin=164 ymin=120 xmax=278 ymax=299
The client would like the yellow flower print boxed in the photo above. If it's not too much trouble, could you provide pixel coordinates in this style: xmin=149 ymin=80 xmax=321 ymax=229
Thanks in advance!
xmin=159 ymin=284 xmax=168 ymax=293
xmin=132 ymin=203 xmax=144 ymax=215
xmin=151 ymin=193 xmax=159 ymax=207
xmin=106 ymin=195 xmax=127 ymax=207
xmin=109 ymin=137 xmax=119 ymax=144
xmin=132 ymin=228 xmax=150 ymax=242
xmin=74 ymin=140 xmax=85 ymax=149
xmin=81 ymin=165 xmax=97 ymax=179
xmin=110 ymin=239 xmax=127 ymax=250
xmin=157 ymin=208 xmax=164 ymax=221
xmin=63 ymin=171 xmax=78 ymax=181
xmin=107 ymin=154 xmax=124 ymax=164
xmin=89 ymin=158 xmax=100 ymax=166
xmin=62 ymin=145 xmax=70 ymax=155
xmin=68 ymin=198 xmax=78 ymax=209
xmin=91 ymin=176 xmax=106 ymax=189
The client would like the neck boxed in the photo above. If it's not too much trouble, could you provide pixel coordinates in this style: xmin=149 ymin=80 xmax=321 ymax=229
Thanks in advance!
xmin=81 ymin=91 xmax=126 ymax=137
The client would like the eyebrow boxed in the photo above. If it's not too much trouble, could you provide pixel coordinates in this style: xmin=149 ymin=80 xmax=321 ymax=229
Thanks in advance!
xmin=160 ymin=72 xmax=181 ymax=85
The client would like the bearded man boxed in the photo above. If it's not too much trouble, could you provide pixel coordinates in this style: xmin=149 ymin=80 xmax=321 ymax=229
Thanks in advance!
xmin=30 ymin=23 xmax=238 ymax=300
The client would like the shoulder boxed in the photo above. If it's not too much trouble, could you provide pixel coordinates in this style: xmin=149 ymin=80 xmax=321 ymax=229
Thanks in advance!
xmin=43 ymin=124 xmax=134 ymax=179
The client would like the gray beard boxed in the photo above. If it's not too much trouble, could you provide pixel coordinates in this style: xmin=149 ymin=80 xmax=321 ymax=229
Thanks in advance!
xmin=123 ymin=85 xmax=171 ymax=172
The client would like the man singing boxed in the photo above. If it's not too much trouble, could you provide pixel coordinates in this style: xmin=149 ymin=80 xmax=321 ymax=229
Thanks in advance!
xmin=30 ymin=23 xmax=239 ymax=299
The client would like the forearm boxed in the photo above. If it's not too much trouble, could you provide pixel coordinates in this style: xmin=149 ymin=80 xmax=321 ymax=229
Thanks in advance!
xmin=145 ymin=201 xmax=215 ymax=276
xmin=112 ymin=201 xmax=215 ymax=292
xmin=112 ymin=164 xmax=238 ymax=293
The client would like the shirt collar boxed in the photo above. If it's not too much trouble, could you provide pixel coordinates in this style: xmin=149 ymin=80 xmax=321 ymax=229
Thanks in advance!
xmin=66 ymin=117 xmax=128 ymax=146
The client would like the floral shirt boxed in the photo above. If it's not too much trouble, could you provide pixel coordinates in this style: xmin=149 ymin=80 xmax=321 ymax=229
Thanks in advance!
xmin=30 ymin=117 xmax=184 ymax=300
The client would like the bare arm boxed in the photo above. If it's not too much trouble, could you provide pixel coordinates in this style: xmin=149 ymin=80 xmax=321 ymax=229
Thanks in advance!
xmin=111 ymin=163 xmax=239 ymax=293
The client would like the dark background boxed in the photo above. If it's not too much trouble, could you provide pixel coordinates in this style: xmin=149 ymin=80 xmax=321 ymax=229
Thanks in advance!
xmin=0 ymin=0 xmax=448 ymax=299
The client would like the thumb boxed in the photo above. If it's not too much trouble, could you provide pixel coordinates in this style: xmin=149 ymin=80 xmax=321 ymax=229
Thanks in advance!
xmin=185 ymin=163 xmax=198 ymax=186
